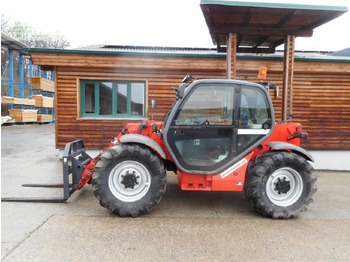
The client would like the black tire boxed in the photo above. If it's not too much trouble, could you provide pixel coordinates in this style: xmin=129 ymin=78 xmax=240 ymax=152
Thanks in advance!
xmin=92 ymin=144 xmax=167 ymax=217
xmin=244 ymin=151 xmax=317 ymax=219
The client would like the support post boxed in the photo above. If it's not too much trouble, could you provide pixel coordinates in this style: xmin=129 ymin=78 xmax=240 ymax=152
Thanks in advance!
xmin=19 ymin=54 xmax=24 ymax=109
xmin=37 ymin=65 xmax=41 ymax=78
xmin=45 ymin=91 xmax=48 ymax=114
xmin=37 ymin=65 xmax=41 ymax=114
xmin=29 ymin=60 xmax=33 ymax=78
xmin=29 ymin=60 xmax=34 ymax=109
xmin=226 ymin=33 xmax=237 ymax=79
xmin=51 ymin=70 xmax=55 ymax=121
xmin=282 ymin=35 xmax=295 ymax=121
xmin=51 ymin=91 xmax=55 ymax=123
xmin=9 ymin=49 xmax=14 ymax=109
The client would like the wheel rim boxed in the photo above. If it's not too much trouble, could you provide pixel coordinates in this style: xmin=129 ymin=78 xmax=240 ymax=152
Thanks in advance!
xmin=108 ymin=160 xmax=151 ymax=202
xmin=266 ymin=167 xmax=303 ymax=207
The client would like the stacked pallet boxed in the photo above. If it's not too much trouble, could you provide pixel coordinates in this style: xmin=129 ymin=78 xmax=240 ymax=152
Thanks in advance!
xmin=2 ymin=97 xmax=36 ymax=124
xmin=1 ymin=77 xmax=55 ymax=124
xmin=31 ymin=77 xmax=55 ymax=123
xmin=37 ymin=114 xmax=53 ymax=123
xmin=32 ymin=95 xmax=54 ymax=108
xmin=7 ymin=110 xmax=53 ymax=123
xmin=9 ymin=109 xmax=38 ymax=122
xmin=30 ymin=77 xmax=55 ymax=92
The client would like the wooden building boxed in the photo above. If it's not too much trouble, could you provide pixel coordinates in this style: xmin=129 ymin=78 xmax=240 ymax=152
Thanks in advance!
xmin=28 ymin=46 xmax=350 ymax=151
xmin=26 ymin=1 xmax=350 ymax=156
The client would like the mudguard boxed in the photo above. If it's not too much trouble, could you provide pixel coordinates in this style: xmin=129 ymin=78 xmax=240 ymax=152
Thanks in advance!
xmin=119 ymin=134 xmax=167 ymax=159
xmin=267 ymin=141 xmax=314 ymax=162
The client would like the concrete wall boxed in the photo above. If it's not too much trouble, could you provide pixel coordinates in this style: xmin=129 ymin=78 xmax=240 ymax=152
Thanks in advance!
xmin=309 ymin=151 xmax=350 ymax=171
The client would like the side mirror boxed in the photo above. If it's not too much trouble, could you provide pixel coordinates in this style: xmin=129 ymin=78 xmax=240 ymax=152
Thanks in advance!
xmin=151 ymin=100 xmax=157 ymax=109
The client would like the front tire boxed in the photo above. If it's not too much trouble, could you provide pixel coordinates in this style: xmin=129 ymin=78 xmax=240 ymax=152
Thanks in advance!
xmin=244 ymin=151 xmax=317 ymax=219
xmin=92 ymin=144 xmax=167 ymax=217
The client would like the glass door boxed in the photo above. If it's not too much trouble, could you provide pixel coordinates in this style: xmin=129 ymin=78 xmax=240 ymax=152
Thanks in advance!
xmin=166 ymin=84 xmax=236 ymax=172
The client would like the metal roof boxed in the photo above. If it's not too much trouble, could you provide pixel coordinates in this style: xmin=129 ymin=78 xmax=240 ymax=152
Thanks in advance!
xmin=78 ymin=44 xmax=220 ymax=56
xmin=200 ymin=0 xmax=348 ymax=53
xmin=26 ymin=45 xmax=350 ymax=63
xmin=1 ymin=33 xmax=28 ymax=54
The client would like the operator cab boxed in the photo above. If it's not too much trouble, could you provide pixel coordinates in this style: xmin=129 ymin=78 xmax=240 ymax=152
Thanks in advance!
xmin=163 ymin=79 xmax=275 ymax=174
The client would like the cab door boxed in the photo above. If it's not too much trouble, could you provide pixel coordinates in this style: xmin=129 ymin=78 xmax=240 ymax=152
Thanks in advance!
xmin=164 ymin=80 xmax=274 ymax=174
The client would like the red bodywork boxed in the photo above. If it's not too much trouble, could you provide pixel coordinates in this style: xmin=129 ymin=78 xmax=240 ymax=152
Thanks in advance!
xmin=79 ymin=120 xmax=306 ymax=192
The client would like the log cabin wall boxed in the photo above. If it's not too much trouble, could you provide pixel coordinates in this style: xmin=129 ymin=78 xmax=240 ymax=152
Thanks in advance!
xmin=29 ymin=50 xmax=350 ymax=150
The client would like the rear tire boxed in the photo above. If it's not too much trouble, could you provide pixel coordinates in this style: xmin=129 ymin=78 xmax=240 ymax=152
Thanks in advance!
xmin=92 ymin=144 xmax=166 ymax=217
xmin=244 ymin=151 xmax=317 ymax=219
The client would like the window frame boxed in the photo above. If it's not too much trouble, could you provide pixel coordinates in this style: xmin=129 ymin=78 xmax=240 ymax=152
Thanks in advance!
xmin=80 ymin=80 xmax=146 ymax=118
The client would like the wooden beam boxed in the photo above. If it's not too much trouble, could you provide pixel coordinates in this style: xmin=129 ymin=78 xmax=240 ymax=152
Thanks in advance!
xmin=244 ymin=8 xmax=254 ymax=27
xmin=282 ymin=35 xmax=295 ymax=121
xmin=238 ymin=8 xmax=254 ymax=47
xmin=275 ymin=10 xmax=299 ymax=28
xmin=210 ymin=26 xmax=313 ymax=37
xmin=201 ymin=5 xmax=215 ymax=28
xmin=238 ymin=47 xmax=276 ymax=53
xmin=237 ymin=35 xmax=243 ymax=47
xmin=272 ymin=38 xmax=285 ymax=49
xmin=252 ymin=10 xmax=300 ymax=49
xmin=227 ymin=33 xmax=237 ymax=79
xmin=214 ymin=35 xmax=221 ymax=47
xmin=215 ymin=46 xmax=276 ymax=53
xmin=217 ymin=44 xmax=226 ymax=53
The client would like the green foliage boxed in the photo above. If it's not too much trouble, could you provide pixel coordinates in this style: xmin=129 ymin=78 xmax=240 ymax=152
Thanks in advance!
xmin=1 ymin=15 xmax=70 ymax=49
xmin=1 ymin=15 xmax=66 ymax=109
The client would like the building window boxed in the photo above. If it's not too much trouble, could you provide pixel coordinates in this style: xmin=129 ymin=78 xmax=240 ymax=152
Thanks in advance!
xmin=81 ymin=80 xmax=146 ymax=118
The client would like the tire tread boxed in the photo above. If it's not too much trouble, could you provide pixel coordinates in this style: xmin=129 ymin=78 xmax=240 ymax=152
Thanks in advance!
xmin=245 ymin=151 xmax=317 ymax=219
xmin=92 ymin=144 xmax=166 ymax=217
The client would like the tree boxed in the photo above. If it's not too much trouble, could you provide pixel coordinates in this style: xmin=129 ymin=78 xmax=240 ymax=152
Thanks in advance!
xmin=1 ymin=16 xmax=70 ymax=113
xmin=1 ymin=15 xmax=70 ymax=49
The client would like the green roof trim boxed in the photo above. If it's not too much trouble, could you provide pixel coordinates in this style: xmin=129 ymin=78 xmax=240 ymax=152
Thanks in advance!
xmin=24 ymin=47 xmax=225 ymax=58
xmin=200 ymin=0 xmax=348 ymax=12
xmin=25 ymin=47 xmax=350 ymax=63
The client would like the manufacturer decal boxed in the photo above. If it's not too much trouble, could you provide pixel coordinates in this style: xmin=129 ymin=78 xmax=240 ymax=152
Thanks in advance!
xmin=220 ymin=158 xmax=248 ymax=179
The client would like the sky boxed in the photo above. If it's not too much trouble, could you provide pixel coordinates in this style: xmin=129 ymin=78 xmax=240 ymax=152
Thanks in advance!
xmin=2 ymin=0 xmax=350 ymax=52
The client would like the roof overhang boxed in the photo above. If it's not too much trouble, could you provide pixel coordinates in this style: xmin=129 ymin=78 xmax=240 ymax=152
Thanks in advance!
xmin=200 ymin=0 xmax=348 ymax=53
xmin=1 ymin=33 xmax=29 ymax=54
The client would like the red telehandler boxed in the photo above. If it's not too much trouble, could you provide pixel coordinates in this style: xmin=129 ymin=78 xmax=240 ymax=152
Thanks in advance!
xmin=3 ymin=75 xmax=316 ymax=219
